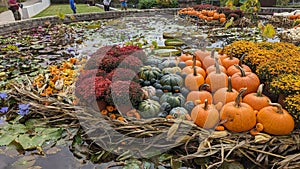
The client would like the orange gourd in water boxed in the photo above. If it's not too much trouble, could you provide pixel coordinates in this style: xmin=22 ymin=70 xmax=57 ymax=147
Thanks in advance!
xmin=220 ymin=88 xmax=256 ymax=132
xmin=213 ymin=76 xmax=239 ymax=106
xmin=191 ymin=99 xmax=220 ymax=129
xmin=231 ymin=65 xmax=260 ymax=96
xmin=243 ymin=84 xmax=270 ymax=111
xmin=205 ymin=58 xmax=228 ymax=93
xmin=227 ymin=54 xmax=252 ymax=76
xmin=186 ymin=84 xmax=213 ymax=104
xmin=257 ymin=103 xmax=295 ymax=135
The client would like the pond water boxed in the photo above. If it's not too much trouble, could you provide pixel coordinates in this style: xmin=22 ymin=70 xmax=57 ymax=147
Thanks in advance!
xmin=0 ymin=14 xmax=285 ymax=168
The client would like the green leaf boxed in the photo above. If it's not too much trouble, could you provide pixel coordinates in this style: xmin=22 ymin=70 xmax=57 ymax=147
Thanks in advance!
xmin=0 ymin=134 xmax=18 ymax=146
xmin=262 ymin=24 xmax=276 ymax=39
xmin=152 ymin=40 xmax=158 ymax=48
xmin=225 ymin=17 xmax=234 ymax=29
xmin=16 ymin=134 xmax=33 ymax=149
xmin=159 ymin=153 xmax=172 ymax=162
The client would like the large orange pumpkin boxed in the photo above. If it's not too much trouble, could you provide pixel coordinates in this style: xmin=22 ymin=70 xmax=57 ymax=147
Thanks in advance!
xmin=213 ymin=76 xmax=239 ymax=106
xmin=220 ymin=88 xmax=256 ymax=132
xmin=191 ymin=99 xmax=220 ymax=129
xmin=243 ymin=84 xmax=270 ymax=111
xmin=226 ymin=54 xmax=252 ymax=76
xmin=257 ymin=103 xmax=295 ymax=135
xmin=205 ymin=58 xmax=228 ymax=93
xmin=186 ymin=84 xmax=213 ymax=104
xmin=231 ymin=65 xmax=260 ymax=96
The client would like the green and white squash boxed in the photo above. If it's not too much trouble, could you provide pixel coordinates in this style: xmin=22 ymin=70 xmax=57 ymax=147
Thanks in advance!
xmin=139 ymin=66 xmax=162 ymax=81
xmin=160 ymin=74 xmax=183 ymax=87
xmin=138 ymin=99 xmax=161 ymax=118
xmin=160 ymin=92 xmax=186 ymax=108
xmin=162 ymin=67 xmax=181 ymax=74
xmin=170 ymin=107 xmax=189 ymax=119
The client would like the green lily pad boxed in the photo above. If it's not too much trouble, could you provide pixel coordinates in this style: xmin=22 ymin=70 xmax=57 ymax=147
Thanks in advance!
xmin=163 ymin=32 xmax=182 ymax=39
xmin=164 ymin=39 xmax=185 ymax=46
xmin=154 ymin=49 xmax=181 ymax=57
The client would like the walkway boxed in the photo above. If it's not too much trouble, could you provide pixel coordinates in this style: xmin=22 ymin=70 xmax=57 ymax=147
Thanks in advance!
xmin=0 ymin=0 xmax=42 ymax=24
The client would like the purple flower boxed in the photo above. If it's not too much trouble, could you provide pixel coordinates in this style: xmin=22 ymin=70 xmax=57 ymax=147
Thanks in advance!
xmin=0 ymin=92 xmax=7 ymax=99
xmin=17 ymin=104 xmax=30 ymax=116
xmin=0 ymin=107 xmax=8 ymax=114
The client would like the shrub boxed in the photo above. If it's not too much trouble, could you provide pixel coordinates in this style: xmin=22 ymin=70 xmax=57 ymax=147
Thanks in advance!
xmin=138 ymin=0 xmax=156 ymax=9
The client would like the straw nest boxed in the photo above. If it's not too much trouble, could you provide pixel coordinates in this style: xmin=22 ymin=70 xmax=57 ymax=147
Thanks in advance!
xmin=9 ymin=82 xmax=300 ymax=169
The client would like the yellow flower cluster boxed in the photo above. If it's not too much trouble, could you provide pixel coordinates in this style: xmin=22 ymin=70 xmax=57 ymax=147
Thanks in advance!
xmin=33 ymin=58 xmax=78 ymax=97
xmin=270 ymin=74 xmax=300 ymax=95
xmin=284 ymin=93 xmax=300 ymax=122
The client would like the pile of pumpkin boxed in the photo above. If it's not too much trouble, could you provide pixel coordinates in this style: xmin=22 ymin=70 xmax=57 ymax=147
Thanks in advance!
xmin=132 ymin=49 xmax=295 ymax=136
xmin=178 ymin=8 xmax=227 ymax=23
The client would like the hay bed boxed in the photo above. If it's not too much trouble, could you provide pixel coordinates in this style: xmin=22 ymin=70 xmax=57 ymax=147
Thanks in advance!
xmin=9 ymin=82 xmax=300 ymax=168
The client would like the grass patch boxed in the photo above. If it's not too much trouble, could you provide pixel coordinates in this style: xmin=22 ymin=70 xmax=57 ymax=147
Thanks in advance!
xmin=33 ymin=4 xmax=104 ymax=18
xmin=0 ymin=6 xmax=8 ymax=13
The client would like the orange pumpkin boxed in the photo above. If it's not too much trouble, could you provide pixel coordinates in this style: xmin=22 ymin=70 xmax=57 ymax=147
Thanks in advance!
xmin=185 ymin=67 xmax=205 ymax=91
xmin=207 ymin=10 xmax=214 ymax=17
xmin=231 ymin=65 xmax=260 ymax=96
xmin=195 ymin=49 xmax=211 ymax=62
xmin=181 ymin=66 xmax=206 ymax=78
xmin=202 ymin=50 xmax=221 ymax=69
xmin=213 ymin=76 xmax=239 ymax=106
xmin=205 ymin=58 xmax=228 ymax=93
xmin=220 ymin=88 xmax=257 ymax=132
xmin=202 ymin=10 xmax=208 ymax=16
xmin=213 ymin=13 xmax=220 ymax=20
xmin=219 ymin=13 xmax=226 ymax=18
xmin=221 ymin=54 xmax=239 ymax=69
xmin=220 ymin=17 xmax=226 ymax=23
xmin=179 ymin=53 xmax=193 ymax=62
xmin=257 ymin=103 xmax=295 ymax=135
xmin=226 ymin=54 xmax=252 ymax=76
xmin=206 ymin=63 xmax=226 ymax=75
xmin=191 ymin=99 xmax=220 ymax=129
xmin=243 ymin=84 xmax=270 ymax=111
xmin=126 ymin=109 xmax=141 ymax=120
xmin=207 ymin=17 xmax=214 ymax=21
xmin=186 ymin=84 xmax=213 ymax=104
xmin=185 ymin=59 xmax=201 ymax=67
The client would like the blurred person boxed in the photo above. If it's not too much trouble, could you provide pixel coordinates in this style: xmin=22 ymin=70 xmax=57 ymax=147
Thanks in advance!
xmin=8 ymin=0 xmax=21 ymax=20
xmin=70 ymin=0 xmax=76 ymax=14
xmin=103 ymin=0 xmax=111 ymax=11
xmin=120 ymin=0 xmax=127 ymax=10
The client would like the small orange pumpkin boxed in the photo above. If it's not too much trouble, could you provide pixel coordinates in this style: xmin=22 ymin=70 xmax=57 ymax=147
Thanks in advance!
xmin=202 ymin=50 xmax=221 ymax=70
xmin=219 ymin=13 xmax=226 ymax=18
xmin=226 ymin=54 xmax=252 ymax=76
xmin=179 ymin=53 xmax=193 ymax=62
xmin=191 ymin=99 xmax=220 ymax=129
xmin=185 ymin=66 xmax=205 ymax=91
xmin=213 ymin=76 xmax=239 ymax=105
xmin=186 ymin=84 xmax=213 ymax=104
xmin=220 ymin=17 xmax=226 ymax=23
xmin=243 ymin=84 xmax=270 ymax=111
xmin=257 ymin=103 xmax=295 ymax=135
xmin=213 ymin=13 xmax=220 ymax=20
xmin=194 ymin=49 xmax=211 ymax=62
xmin=221 ymin=54 xmax=239 ymax=69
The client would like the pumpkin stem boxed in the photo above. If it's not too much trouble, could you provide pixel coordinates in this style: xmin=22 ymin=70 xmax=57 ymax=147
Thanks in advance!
xmin=235 ymin=88 xmax=247 ymax=107
xmin=193 ymin=66 xmax=197 ymax=76
xmin=256 ymin=84 xmax=264 ymax=97
xmin=227 ymin=76 xmax=233 ymax=92
xmin=215 ymin=57 xmax=221 ymax=74
xmin=192 ymin=54 xmax=196 ymax=69
xmin=210 ymin=48 xmax=215 ymax=58
xmin=199 ymin=84 xmax=210 ymax=91
xmin=269 ymin=102 xmax=284 ymax=114
xmin=234 ymin=64 xmax=246 ymax=77
xmin=239 ymin=54 xmax=247 ymax=67
xmin=203 ymin=99 xmax=208 ymax=110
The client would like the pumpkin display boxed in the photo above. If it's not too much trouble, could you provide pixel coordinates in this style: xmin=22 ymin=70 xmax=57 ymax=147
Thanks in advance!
xmin=170 ymin=107 xmax=191 ymax=120
xmin=213 ymin=76 xmax=239 ymax=106
xmin=191 ymin=99 xmax=220 ymax=129
xmin=160 ymin=92 xmax=186 ymax=108
xmin=179 ymin=53 xmax=193 ymax=62
xmin=231 ymin=65 xmax=260 ymax=96
xmin=220 ymin=88 xmax=257 ymax=132
xmin=243 ymin=84 xmax=270 ymax=111
xmin=257 ymin=103 xmax=295 ymax=135
xmin=141 ymin=86 xmax=156 ymax=99
xmin=138 ymin=99 xmax=161 ymax=118
xmin=226 ymin=54 xmax=252 ymax=76
xmin=185 ymin=59 xmax=202 ymax=67
xmin=185 ymin=67 xmax=205 ymax=91
xmin=160 ymin=74 xmax=183 ymax=87
xmin=139 ymin=66 xmax=162 ymax=81
xmin=186 ymin=84 xmax=213 ymax=104
xmin=221 ymin=54 xmax=239 ymax=69
xmin=205 ymin=58 xmax=228 ymax=93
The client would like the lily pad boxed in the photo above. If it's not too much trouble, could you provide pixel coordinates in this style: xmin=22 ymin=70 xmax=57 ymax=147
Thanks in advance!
xmin=163 ymin=32 xmax=183 ymax=39
xmin=164 ymin=39 xmax=185 ymax=46
xmin=154 ymin=49 xmax=181 ymax=57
